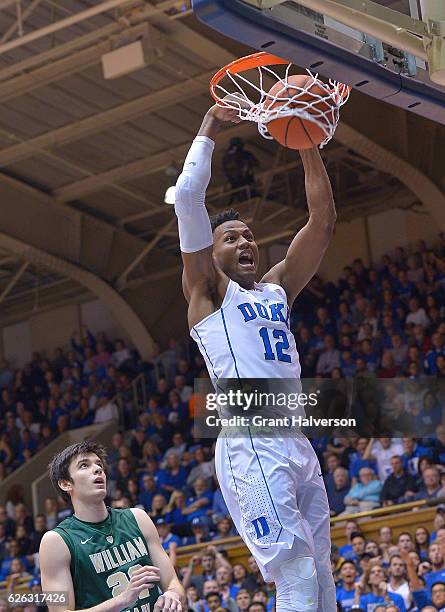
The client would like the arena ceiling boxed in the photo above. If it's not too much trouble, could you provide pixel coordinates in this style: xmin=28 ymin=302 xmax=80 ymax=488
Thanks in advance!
xmin=0 ymin=0 xmax=443 ymax=335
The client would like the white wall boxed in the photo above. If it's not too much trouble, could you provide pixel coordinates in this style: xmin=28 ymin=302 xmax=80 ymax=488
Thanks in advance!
xmin=3 ymin=321 xmax=32 ymax=368
xmin=265 ymin=207 xmax=438 ymax=284
xmin=319 ymin=217 xmax=370 ymax=280
xmin=367 ymin=209 xmax=408 ymax=264
xmin=30 ymin=304 xmax=80 ymax=357
xmin=1 ymin=300 xmax=128 ymax=368
xmin=80 ymin=300 xmax=129 ymax=343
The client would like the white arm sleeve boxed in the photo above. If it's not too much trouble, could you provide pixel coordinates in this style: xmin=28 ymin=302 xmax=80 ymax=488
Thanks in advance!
xmin=174 ymin=136 xmax=214 ymax=253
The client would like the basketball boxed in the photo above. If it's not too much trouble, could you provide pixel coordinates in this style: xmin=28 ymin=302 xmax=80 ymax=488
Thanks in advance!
xmin=265 ymin=74 xmax=334 ymax=150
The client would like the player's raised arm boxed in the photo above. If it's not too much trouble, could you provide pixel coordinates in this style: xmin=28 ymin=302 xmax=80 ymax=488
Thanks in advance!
xmin=40 ymin=531 xmax=159 ymax=612
xmin=261 ymin=147 xmax=336 ymax=305
xmin=176 ymin=102 xmax=240 ymax=305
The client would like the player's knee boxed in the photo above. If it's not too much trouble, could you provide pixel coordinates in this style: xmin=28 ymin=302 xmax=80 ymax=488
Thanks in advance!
xmin=274 ymin=556 xmax=318 ymax=610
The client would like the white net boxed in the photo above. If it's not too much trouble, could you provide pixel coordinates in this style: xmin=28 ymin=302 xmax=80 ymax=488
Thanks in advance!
xmin=213 ymin=63 xmax=350 ymax=148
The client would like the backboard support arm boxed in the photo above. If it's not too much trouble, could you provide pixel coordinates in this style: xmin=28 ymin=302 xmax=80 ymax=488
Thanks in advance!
xmin=243 ymin=0 xmax=445 ymax=84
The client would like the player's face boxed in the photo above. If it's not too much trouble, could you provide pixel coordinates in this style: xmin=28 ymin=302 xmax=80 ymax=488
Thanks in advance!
xmin=66 ymin=453 xmax=107 ymax=501
xmin=213 ymin=221 xmax=259 ymax=287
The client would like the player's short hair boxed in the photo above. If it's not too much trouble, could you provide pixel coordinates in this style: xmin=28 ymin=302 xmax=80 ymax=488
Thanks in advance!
xmin=210 ymin=208 xmax=241 ymax=232
xmin=48 ymin=441 xmax=107 ymax=504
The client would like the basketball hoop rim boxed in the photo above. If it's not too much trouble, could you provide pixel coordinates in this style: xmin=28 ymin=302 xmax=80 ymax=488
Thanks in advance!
xmin=210 ymin=51 xmax=351 ymax=105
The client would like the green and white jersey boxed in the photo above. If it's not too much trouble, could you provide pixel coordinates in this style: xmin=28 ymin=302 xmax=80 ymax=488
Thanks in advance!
xmin=54 ymin=508 xmax=160 ymax=612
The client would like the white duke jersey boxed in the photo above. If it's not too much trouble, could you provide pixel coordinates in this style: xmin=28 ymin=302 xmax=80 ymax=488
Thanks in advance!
xmin=190 ymin=279 xmax=301 ymax=380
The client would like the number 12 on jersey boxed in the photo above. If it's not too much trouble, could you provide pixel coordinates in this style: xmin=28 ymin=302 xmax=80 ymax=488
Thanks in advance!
xmin=259 ymin=327 xmax=291 ymax=362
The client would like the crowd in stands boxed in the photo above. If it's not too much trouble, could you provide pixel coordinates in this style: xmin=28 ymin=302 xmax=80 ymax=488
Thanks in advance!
xmin=0 ymin=235 xmax=445 ymax=611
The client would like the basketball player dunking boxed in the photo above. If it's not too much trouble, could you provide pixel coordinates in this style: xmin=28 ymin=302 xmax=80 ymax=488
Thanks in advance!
xmin=39 ymin=441 xmax=184 ymax=612
xmin=175 ymin=101 xmax=337 ymax=612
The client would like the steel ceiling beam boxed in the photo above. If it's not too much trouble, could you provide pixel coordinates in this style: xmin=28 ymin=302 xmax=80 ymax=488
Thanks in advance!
xmin=0 ymin=261 xmax=28 ymax=305
xmin=0 ymin=0 xmax=137 ymax=56
xmin=115 ymin=216 xmax=177 ymax=290
xmin=54 ymin=123 xmax=255 ymax=202
xmin=0 ymin=23 xmax=149 ymax=101
xmin=0 ymin=69 xmax=215 ymax=167
xmin=0 ymin=0 xmax=43 ymax=45
xmin=0 ymin=0 xmax=180 ymax=81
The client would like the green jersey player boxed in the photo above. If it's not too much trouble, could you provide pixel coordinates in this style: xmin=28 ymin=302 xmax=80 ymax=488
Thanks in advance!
xmin=39 ymin=441 xmax=184 ymax=612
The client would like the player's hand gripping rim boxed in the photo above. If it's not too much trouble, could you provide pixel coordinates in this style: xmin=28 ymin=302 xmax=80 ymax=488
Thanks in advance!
xmin=153 ymin=590 xmax=183 ymax=612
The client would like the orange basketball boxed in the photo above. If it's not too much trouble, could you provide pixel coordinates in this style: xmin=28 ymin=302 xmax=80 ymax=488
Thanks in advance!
xmin=265 ymin=74 xmax=334 ymax=150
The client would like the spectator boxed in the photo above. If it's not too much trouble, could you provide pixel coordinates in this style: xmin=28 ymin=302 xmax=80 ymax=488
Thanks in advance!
xmin=433 ymin=425 xmax=445 ymax=464
xmin=415 ymin=392 xmax=442 ymax=434
xmin=148 ymin=494 xmax=167 ymax=521
xmin=248 ymin=604 xmax=267 ymax=612
xmin=242 ymin=556 xmax=265 ymax=593
xmin=164 ymin=490 xmax=188 ymax=529
xmin=136 ymin=474 xmax=158 ymax=512
xmin=413 ymin=466 xmax=445 ymax=501
xmin=327 ymin=467 xmax=350 ymax=516
xmin=212 ymin=516 xmax=234 ymax=540
xmin=380 ymin=455 xmax=417 ymax=506
xmin=184 ymin=478 xmax=213 ymax=522
xmin=365 ymin=437 xmax=404 ymax=483
xmin=343 ymin=467 xmax=383 ymax=514
xmin=157 ymin=453 xmax=189 ymax=499
xmin=115 ymin=458 xmax=134 ymax=494
xmin=183 ymin=517 xmax=210 ymax=547
xmin=215 ymin=565 xmax=238 ymax=608
xmin=205 ymin=591 xmax=223 ymax=612
xmin=232 ymin=564 xmax=248 ymax=589
xmin=93 ymin=393 xmax=119 ymax=424
xmin=424 ymin=332 xmax=445 ymax=374
xmin=424 ymin=543 xmax=445 ymax=592
xmin=316 ymin=335 xmax=340 ymax=375
xmin=350 ymin=533 xmax=367 ymax=563
xmin=387 ymin=555 xmax=412 ymax=610
xmin=336 ymin=560 xmax=358 ymax=611
xmin=406 ymin=297 xmax=430 ymax=327
xmin=187 ymin=448 xmax=214 ymax=488
xmin=349 ymin=438 xmax=377 ymax=483
xmin=415 ymin=526 xmax=431 ymax=561
xmin=356 ymin=564 xmax=406 ymax=611
xmin=236 ymin=589 xmax=252 ymax=611
xmin=388 ymin=335 xmax=408 ymax=370
xmin=28 ymin=514 xmax=47 ymax=554
xmin=110 ymin=339 xmax=133 ymax=369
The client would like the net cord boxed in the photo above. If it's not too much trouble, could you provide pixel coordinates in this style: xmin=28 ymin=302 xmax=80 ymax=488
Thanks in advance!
xmin=214 ymin=64 xmax=350 ymax=148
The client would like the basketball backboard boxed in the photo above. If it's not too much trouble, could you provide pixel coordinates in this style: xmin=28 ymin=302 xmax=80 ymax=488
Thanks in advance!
xmin=192 ymin=0 xmax=445 ymax=125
